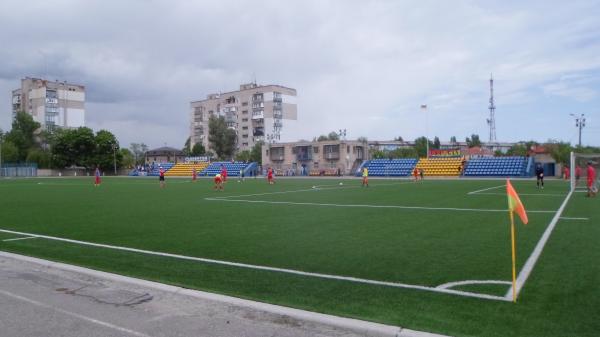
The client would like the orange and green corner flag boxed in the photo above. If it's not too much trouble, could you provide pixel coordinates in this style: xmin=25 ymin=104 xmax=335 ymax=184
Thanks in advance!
xmin=506 ymin=179 xmax=528 ymax=224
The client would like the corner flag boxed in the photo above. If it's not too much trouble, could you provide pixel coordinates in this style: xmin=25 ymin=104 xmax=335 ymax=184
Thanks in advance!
xmin=506 ymin=179 xmax=528 ymax=302
xmin=507 ymin=179 xmax=528 ymax=224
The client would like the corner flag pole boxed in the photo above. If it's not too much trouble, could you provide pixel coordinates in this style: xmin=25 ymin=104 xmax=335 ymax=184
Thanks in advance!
xmin=510 ymin=211 xmax=517 ymax=303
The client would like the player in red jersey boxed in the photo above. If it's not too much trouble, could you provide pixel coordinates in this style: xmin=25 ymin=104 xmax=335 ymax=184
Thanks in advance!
xmin=214 ymin=173 xmax=223 ymax=191
xmin=564 ymin=166 xmax=570 ymax=180
xmin=267 ymin=167 xmax=274 ymax=185
xmin=159 ymin=166 xmax=166 ymax=188
xmin=94 ymin=166 xmax=101 ymax=187
xmin=586 ymin=161 xmax=596 ymax=197
xmin=220 ymin=165 xmax=228 ymax=183
xmin=192 ymin=167 xmax=197 ymax=182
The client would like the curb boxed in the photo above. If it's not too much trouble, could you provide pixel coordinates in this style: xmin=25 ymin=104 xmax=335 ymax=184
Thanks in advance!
xmin=0 ymin=250 xmax=450 ymax=337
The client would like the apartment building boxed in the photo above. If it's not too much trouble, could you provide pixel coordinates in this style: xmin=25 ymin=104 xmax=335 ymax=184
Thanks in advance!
xmin=261 ymin=139 xmax=368 ymax=176
xmin=190 ymin=83 xmax=297 ymax=153
xmin=11 ymin=77 xmax=85 ymax=131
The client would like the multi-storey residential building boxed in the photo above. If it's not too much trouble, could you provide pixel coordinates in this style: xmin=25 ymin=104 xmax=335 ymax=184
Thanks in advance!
xmin=190 ymin=83 xmax=297 ymax=153
xmin=261 ymin=139 xmax=368 ymax=176
xmin=11 ymin=77 xmax=85 ymax=131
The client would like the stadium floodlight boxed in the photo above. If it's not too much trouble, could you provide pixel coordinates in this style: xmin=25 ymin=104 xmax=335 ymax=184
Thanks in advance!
xmin=421 ymin=104 xmax=429 ymax=158
xmin=569 ymin=113 xmax=586 ymax=148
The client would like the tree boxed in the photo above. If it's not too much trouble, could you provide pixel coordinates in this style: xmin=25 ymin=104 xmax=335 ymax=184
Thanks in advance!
xmin=450 ymin=136 xmax=457 ymax=144
xmin=1 ymin=140 xmax=19 ymax=163
xmin=250 ymin=141 xmax=263 ymax=164
xmin=191 ymin=142 xmax=206 ymax=156
xmin=506 ymin=143 xmax=528 ymax=156
xmin=235 ymin=150 xmax=251 ymax=162
xmin=357 ymin=136 xmax=368 ymax=143
xmin=182 ymin=137 xmax=191 ymax=156
xmin=94 ymin=129 xmax=121 ymax=170
xmin=317 ymin=135 xmax=328 ymax=141
xmin=433 ymin=136 xmax=441 ymax=149
xmin=328 ymin=132 xmax=340 ymax=141
xmin=208 ymin=116 xmax=236 ymax=159
xmin=466 ymin=134 xmax=481 ymax=148
xmin=545 ymin=140 xmax=572 ymax=165
xmin=130 ymin=143 xmax=148 ymax=165
xmin=389 ymin=147 xmax=417 ymax=158
xmin=414 ymin=136 xmax=430 ymax=157
xmin=26 ymin=148 xmax=52 ymax=168
xmin=394 ymin=136 xmax=404 ymax=142
xmin=5 ymin=111 xmax=41 ymax=161
xmin=120 ymin=148 xmax=135 ymax=168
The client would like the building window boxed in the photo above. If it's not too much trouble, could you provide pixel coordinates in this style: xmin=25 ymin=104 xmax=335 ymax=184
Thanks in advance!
xmin=242 ymin=110 xmax=248 ymax=114
xmin=242 ymin=134 xmax=248 ymax=138
xmin=242 ymin=118 xmax=248 ymax=122
xmin=313 ymin=146 xmax=319 ymax=153
xmin=314 ymin=162 xmax=319 ymax=169
xmin=242 ymin=142 xmax=248 ymax=146
xmin=242 ymin=102 xmax=248 ymax=106
xmin=242 ymin=126 xmax=248 ymax=130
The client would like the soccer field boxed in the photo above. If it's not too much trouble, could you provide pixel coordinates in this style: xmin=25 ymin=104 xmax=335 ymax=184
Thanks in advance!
xmin=1 ymin=176 xmax=598 ymax=336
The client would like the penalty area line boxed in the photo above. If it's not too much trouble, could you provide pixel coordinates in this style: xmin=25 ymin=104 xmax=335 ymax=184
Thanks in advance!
xmin=0 ymin=228 xmax=508 ymax=302
xmin=205 ymin=198 xmax=557 ymax=214
xmin=467 ymin=184 xmax=505 ymax=195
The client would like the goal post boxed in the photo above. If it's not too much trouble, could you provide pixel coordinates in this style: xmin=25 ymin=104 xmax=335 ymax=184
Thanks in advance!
xmin=570 ymin=151 xmax=600 ymax=192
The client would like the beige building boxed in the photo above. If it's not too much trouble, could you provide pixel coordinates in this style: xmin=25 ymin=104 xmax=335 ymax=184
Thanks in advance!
xmin=262 ymin=140 xmax=368 ymax=176
xmin=12 ymin=77 xmax=85 ymax=131
xmin=190 ymin=83 xmax=297 ymax=153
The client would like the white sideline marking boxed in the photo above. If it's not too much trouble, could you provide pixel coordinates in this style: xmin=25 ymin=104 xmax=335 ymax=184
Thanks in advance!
xmin=205 ymin=198 xmax=557 ymax=214
xmin=436 ymin=280 xmax=511 ymax=290
xmin=559 ymin=217 xmax=589 ymax=221
xmin=0 ymin=228 xmax=509 ymax=302
xmin=467 ymin=184 xmax=505 ymax=195
xmin=212 ymin=181 xmax=414 ymax=200
xmin=0 ymin=289 xmax=152 ymax=337
xmin=505 ymin=190 xmax=573 ymax=300
xmin=2 ymin=236 xmax=38 ymax=242
xmin=471 ymin=192 xmax=565 ymax=197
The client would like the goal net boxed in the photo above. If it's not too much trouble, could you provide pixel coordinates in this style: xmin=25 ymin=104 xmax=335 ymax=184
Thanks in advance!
xmin=570 ymin=152 xmax=600 ymax=192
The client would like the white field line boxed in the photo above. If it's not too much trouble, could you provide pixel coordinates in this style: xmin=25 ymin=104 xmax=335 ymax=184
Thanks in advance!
xmin=2 ymin=236 xmax=38 ymax=242
xmin=505 ymin=190 xmax=574 ymax=300
xmin=0 ymin=289 xmax=152 ymax=337
xmin=210 ymin=181 xmax=414 ymax=200
xmin=436 ymin=280 xmax=512 ymax=290
xmin=471 ymin=192 xmax=565 ymax=197
xmin=0 ymin=228 xmax=508 ymax=302
xmin=467 ymin=184 xmax=505 ymax=195
xmin=559 ymin=217 xmax=589 ymax=221
xmin=205 ymin=198 xmax=557 ymax=214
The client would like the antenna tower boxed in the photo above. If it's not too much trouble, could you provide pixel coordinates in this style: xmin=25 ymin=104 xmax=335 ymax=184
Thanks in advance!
xmin=487 ymin=74 xmax=497 ymax=142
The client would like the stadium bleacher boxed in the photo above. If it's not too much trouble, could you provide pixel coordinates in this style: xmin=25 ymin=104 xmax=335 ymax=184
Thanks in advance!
xmin=360 ymin=158 xmax=418 ymax=177
xmin=164 ymin=162 xmax=209 ymax=177
xmin=147 ymin=163 xmax=175 ymax=176
xmin=463 ymin=156 xmax=527 ymax=177
xmin=202 ymin=162 xmax=250 ymax=177
xmin=415 ymin=157 xmax=464 ymax=176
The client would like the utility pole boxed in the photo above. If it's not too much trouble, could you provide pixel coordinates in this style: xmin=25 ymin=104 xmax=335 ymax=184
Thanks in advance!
xmin=421 ymin=104 xmax=429 ymax=157
xmin=487 ymin=74 xmax=497 ymax=142
xmin=113 ymin=143 xmax=118 ymax=175
xmin=570 ymin=113 xmax=586 ymax=147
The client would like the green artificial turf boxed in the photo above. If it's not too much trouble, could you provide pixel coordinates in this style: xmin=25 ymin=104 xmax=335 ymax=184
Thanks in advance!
xmin=0 ymin=176 xmax=598 ymax=337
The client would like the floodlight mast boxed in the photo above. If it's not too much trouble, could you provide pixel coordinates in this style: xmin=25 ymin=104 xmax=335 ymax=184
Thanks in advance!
xmin=570 ymin=113 xmax=586 ymax=147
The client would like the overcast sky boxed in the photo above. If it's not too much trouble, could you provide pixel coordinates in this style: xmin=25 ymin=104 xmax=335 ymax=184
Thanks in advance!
xmin=1 ymin=0 xmax=600 ymax=149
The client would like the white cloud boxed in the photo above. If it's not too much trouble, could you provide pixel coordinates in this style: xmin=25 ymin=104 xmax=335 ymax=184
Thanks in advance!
xmin=1 ymin=0 xmax=600 ymax=147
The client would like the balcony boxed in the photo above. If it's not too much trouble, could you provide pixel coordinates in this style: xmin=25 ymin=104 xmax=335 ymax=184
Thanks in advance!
xmin=252 ymin=112 xmax=264 ymax=120
xmin=325 ymin=152 xmax=340 ymax=160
